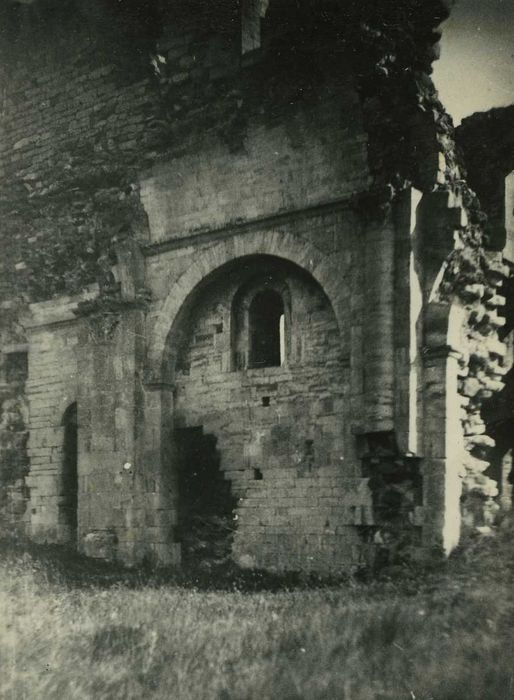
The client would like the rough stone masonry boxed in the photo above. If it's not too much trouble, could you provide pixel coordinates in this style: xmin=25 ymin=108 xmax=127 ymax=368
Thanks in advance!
xmin=0 ymin=0 xmax=512 ymax=574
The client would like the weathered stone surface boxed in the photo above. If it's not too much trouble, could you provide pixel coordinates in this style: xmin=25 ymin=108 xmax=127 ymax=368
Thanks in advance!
xmin=456 ymin=106 xmax=514 ymax=256
xmin=0 ymin=0 xmax=510 ymax=573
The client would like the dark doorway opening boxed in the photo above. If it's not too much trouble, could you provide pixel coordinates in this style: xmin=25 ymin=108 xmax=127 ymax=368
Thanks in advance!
xmin=61 ymin=403 xmax=78 ymax=545
xmin=174 ymin=427 xmax=236 ymax=570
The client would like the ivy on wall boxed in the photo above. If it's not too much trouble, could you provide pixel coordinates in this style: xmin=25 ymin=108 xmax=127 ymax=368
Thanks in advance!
xmin=1 ymin=177 xmax=149 ymax=300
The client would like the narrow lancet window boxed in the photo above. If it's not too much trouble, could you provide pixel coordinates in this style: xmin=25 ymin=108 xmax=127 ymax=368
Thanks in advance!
xmin=248 ymin=289 xmax=284 ymax=368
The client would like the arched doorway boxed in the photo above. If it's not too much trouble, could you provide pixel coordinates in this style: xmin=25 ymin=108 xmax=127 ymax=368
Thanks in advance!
xmin=60 ymin=403 xmax=78 ymax=546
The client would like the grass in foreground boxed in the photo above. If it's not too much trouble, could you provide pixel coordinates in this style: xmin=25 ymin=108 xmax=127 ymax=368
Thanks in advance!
xmin=0 ymin=523 xmax=513 ymax=700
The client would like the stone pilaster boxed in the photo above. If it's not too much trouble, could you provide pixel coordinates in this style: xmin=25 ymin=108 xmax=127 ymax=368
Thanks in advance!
xmin=421 ymin=343 xmax=463 ymax=554
xmin=137 ymin=380 xmax=180 ymax=566
xmin=74 ymin=286 xmax=148 ymax=562
xmin=357 ymin=190 xmax=396 ymax=433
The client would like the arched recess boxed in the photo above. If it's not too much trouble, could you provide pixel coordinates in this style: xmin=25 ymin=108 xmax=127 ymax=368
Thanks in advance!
xmin=60 ymin=402 xmax=78 ymax=546
xmin=145 ymin=230 xmax=345 ymax=386
xmin=142 ymin=239 xmax=352 ymax=570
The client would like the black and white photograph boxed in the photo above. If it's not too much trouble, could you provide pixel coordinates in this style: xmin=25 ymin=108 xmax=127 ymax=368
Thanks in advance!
xmin=0 ymin=0 xmax=513 ymax=698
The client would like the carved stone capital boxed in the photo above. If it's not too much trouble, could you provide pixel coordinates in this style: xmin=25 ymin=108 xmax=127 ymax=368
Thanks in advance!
xmin=84 ymin=311 xmax=120 ymax=344
xmin=74 ymin=287 xmax=151 ymax=345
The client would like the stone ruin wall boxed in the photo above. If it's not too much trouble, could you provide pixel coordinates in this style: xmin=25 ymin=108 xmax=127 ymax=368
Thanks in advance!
xmin=456 ymin=107 xmax=514 ymax=514
xmin=0 ymin=0 xmax=510 ymax=570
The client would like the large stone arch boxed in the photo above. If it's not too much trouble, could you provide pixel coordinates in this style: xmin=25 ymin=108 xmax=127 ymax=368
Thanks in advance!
xmin=139 ymin=229 xmax=355 ymax=567
xmin=145 ymin=230 xmax=346 ymax=384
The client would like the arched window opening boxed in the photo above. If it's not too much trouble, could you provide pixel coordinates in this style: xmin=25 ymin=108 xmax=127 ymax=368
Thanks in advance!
xmin=241 ymin=0 xmax=269 ymax=54
xmin=248 ymin=289 xmax=284 ymax=368
xmin=61 ymin=403 xmax=78 ymax=544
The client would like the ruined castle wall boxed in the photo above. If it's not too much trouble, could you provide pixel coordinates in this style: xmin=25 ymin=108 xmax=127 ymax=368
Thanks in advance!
xmin=0 ymin=2 xmax=458 ymax=568
xmin=0 ymin=4 xmax=371 ymax=551
xmin=0 ymin=4 xmax=369 ymax=301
